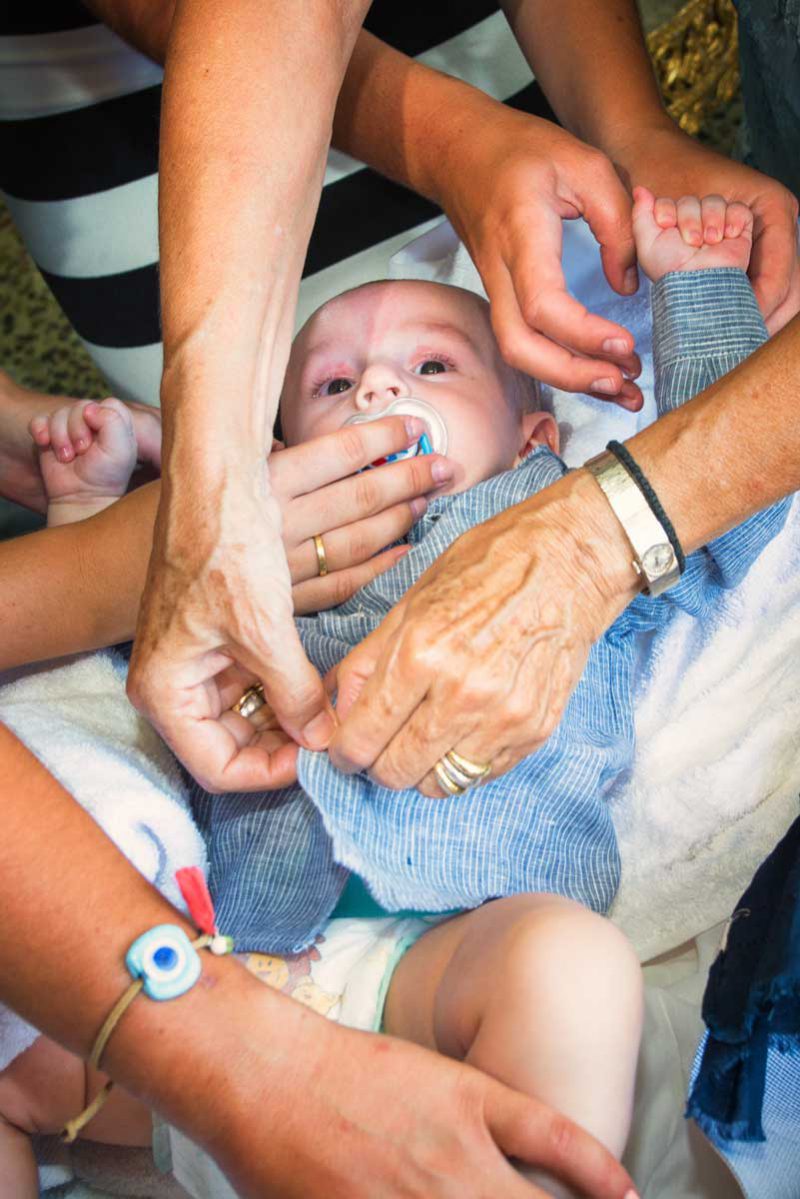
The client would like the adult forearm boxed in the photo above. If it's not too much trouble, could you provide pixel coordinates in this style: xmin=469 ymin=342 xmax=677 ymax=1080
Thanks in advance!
xmin=0 ymin=485 xmax=157 ymax=670
xmin=157 ymin=0 xmax=369 ymax=471
xmin=0 ymin=724 xmax=303 ymax=1152
xmin=624 ymin=313 xmax=800 ymax=551
xmin=502 ymin=0 xmax=670 ymax=151
xmin=332 ymin=30 xmax=498 ymax=206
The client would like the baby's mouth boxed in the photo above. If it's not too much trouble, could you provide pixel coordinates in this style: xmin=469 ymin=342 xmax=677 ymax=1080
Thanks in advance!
xmin=343 ymin=397 xmax=448 ymax=469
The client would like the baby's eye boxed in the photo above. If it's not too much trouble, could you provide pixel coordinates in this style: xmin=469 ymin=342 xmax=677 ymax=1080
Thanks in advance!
xmin=414 ymin=359 xmax=449 ymax=376
xmin=321 ymin=377 xmax=353 ymax=396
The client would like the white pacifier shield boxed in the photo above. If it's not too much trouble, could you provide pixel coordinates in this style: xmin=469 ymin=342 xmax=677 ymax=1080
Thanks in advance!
xmin=344 ymin=397 xmax=448 ymax=455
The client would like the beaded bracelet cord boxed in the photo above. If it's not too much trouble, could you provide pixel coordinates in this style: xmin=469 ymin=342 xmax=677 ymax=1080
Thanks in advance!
xmin=62 ymin=868 xmax=233 ymax=1143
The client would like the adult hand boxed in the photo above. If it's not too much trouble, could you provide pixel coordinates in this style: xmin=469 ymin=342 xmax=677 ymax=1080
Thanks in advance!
xmin=206 ymin=1000 xmax=637 ymax=1199
xmin=128 ymin=417 xmax=450 ymax=793
xmin=437 ymin=106 xmax=643 ymax=407
xmin=272 ymin=417 xmax=449 ymax=614
xmin=329 ymin=469 xmax=639 ymax=793
xmin=608 ymin=120 xmax=800 ymax=333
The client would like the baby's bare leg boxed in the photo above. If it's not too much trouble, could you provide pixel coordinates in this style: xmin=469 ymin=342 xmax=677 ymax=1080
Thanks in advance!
xmin=0 ymin=1034 xmax=152 ymax=1198
xmin=384 ymin=894 xmax=643 ymax=1197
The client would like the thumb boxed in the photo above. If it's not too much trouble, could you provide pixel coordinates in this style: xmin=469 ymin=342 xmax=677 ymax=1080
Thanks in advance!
xmin=486 ymin=1082 xmax=637 ymax=1199
xmin=332 ymin=605 xmax=404 ymax=722
xmin=580 ymin=165 xmax=638 ymax=297
xmin=253 ymin=624 xmax=335 ymax=751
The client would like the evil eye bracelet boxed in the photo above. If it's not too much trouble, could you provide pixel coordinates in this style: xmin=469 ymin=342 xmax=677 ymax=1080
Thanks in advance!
xmin=62 ymin=869 xmax=233 ymax=1143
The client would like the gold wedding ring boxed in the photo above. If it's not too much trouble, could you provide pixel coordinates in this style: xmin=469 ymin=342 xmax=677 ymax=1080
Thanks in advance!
xmin=313 ymin=533 xmax=329 ymax=577
xmin=233 ymin=683 xmax=266 ymax=721
xmin=434 ymin=750 xmax=492 ymax=796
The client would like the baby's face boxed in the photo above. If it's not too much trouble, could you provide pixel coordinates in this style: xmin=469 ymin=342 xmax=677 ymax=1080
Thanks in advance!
xmin=280 ymin=281 xmax=558 ymax=492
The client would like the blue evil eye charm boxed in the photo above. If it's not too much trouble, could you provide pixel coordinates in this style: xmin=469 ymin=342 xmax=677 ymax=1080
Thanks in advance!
xmin=125 ymin=924 xmax=201 ymax=1001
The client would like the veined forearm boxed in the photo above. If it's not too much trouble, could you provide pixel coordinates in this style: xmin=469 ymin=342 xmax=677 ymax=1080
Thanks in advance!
xmin=157 ymin=0 xmax=370 ymax=463
xmin=502 ymin=0 xmax=670 ymax=151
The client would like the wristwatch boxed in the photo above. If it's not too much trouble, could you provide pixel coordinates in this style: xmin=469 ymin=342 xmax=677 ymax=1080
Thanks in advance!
xmin=585 ymin=450 xmax=681 ymax=597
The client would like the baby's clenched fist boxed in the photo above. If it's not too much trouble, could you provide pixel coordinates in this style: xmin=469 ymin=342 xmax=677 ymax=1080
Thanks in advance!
xmin=632 ymin=186 xmax=754 ymax=282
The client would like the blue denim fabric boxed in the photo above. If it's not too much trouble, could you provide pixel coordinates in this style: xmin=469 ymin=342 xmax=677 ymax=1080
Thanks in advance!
xmin=734 ymin=0 xmax=800 ymax=197
xmin=190 ymin=270 xmax=790 ymax=954
xmin=687 ymin=817 xmax=800 ymax=1198
xmin=688 ymin=816 xmax=800 ymax=1143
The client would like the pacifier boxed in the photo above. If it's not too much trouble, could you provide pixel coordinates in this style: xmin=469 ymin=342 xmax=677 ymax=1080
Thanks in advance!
xmin=344 ymin=397 xmax=448 ymax=468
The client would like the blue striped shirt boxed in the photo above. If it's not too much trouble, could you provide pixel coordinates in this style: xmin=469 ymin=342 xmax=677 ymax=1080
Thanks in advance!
xmin=191 ymin=269 xmax=789 ymax=953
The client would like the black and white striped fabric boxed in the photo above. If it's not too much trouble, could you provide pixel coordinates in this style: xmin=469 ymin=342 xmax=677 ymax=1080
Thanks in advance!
xmin=0 ymin=1 xmax=554 ymax=405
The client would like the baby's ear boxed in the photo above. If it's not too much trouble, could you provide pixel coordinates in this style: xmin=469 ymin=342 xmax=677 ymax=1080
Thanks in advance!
xmin=515 ymin=411 xmax=559 ymax=465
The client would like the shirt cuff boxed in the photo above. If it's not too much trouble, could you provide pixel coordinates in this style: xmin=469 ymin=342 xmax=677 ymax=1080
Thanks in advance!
xmin=652 ymin=267 xmax=767 ymax=365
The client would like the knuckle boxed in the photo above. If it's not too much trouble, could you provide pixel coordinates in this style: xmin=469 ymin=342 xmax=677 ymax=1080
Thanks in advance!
xmin=354 ymin=474 xmax=380 ymax=515
xmin=337 ymin=425 xmax=370 ymax=470
xmin=331 ymin=570 xmax=359 ymax=607
xmin=494 ymin=327 xmax=525 ymax=368
xmin=344 ymin=528 xmax=369 ymax=565
xmin=547 ymin=1113 xmax=575 ymax=1163
xmin=519 ymin=289 xmax=546 ymax=330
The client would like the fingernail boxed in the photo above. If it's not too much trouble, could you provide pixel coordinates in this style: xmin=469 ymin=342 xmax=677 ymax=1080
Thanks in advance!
xmin=624 ymin=1191 xmax=641 ymax=1199
xmin=602 ymin=338 xmax=629 ymax=356
xmin=405 ymin=416 xmax=424 ymax=441
xmin=431 ymin=458 xmax=454 ymax=483
xmin=725 ymin=224 xmax=736 ymax=237
xmin=59 ymin=446 xmax=73 ymax=462
xmin=302 ymin=710 xmax=336 ymax=750
xmin=410 ymin=496 xmax=428 ymax=518
xmin=624 ymin=267 xmax=639 ymax=293
xmin=591 ymin=378 xmax=619 ymax=395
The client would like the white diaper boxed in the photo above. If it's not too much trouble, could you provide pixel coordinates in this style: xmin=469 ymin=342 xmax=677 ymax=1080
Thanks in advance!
xmin=239 ymin=912 xmax=435 ymax=1031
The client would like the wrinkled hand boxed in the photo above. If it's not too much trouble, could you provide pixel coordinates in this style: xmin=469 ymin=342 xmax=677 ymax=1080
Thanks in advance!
xmin=128 ymin=418 xmax=449 ymax=792
xmin=438 ymin=106 xmax=643 ymax=407
xmin=329 ymin=469 xmax=639 ymax=794
xmin=210 ymin=999 xmax=637 ymax=1199
xmin=610 ymin=122 xmax=800 ymax=332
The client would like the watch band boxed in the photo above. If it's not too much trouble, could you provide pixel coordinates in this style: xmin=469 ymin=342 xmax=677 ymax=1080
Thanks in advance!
xmin=585 ymin=450 xmax=681 ymax=597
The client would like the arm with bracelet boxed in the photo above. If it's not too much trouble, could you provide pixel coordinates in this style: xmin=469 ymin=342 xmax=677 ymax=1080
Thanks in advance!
xmin=588 ymin=264 xmax=790 ymax=603
xmin=0 ymin=727 xmax=637 ymax=1198
xmin=329 ymin=192 xmax=799 ymax=788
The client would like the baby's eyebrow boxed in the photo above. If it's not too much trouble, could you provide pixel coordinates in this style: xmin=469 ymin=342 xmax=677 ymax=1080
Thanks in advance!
xmin=396 ymin=320 xmax=481 ymax=355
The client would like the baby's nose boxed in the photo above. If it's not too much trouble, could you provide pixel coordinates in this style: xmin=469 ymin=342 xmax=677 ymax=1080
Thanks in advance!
xmin=355 ymin=365 xmax=407 ymax=410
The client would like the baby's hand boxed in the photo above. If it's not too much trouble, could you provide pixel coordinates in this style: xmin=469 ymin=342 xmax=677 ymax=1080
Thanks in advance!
xmin=29 ymin=397 xmax=162 ymax=525
xmin=633 ymin=186 xmax=754 ymax=281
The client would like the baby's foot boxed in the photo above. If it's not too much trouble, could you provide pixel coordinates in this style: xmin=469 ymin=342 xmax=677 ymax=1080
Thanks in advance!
xmin=633 ymin=186 xmax=754 ymax=282
xmin=30 ymin=398 xmax=162 ymax=527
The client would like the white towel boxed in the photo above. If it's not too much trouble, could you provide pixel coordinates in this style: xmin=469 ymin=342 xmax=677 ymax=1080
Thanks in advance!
xmin=0 ymin=651 xmax=206 ymax=1071
xmin=391 ymin=218 xmax=800 ymax=959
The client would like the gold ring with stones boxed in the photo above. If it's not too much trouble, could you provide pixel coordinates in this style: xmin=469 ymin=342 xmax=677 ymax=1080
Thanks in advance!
xmin=233 ymin=683 xmax=266 ymax=720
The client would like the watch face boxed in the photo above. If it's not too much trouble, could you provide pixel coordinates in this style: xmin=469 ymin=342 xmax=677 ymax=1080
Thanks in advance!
xmin=642 ymin=543 xmax=675 ymax=576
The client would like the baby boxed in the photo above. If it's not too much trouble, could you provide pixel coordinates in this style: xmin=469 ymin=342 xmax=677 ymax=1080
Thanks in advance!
xmin=0 ymin=190 xmax=787 ymax=1199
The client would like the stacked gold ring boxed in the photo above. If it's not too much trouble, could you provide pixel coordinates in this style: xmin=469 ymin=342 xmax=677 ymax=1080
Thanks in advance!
xmin=433 ymin=750 xmax=492 ymax=796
